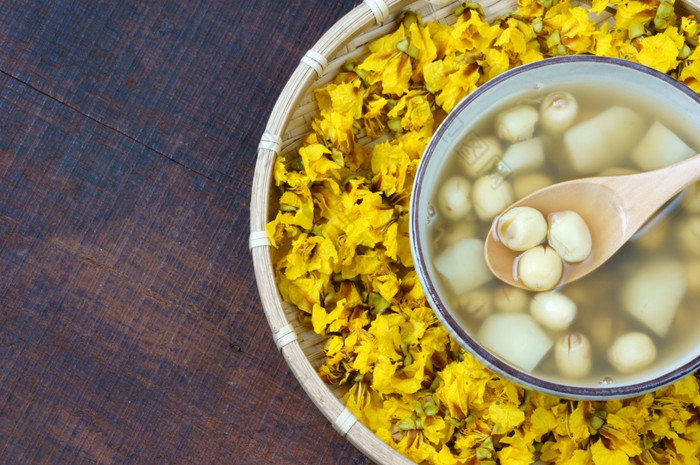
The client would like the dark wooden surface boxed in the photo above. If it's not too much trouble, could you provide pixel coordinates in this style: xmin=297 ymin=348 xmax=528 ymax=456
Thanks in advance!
xmin=0 ymin=0 xmax=375 ymax=464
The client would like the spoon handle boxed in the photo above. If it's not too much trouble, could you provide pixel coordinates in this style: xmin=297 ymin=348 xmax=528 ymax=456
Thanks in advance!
xmin=602 ymin=153 xmax=700 ymax=238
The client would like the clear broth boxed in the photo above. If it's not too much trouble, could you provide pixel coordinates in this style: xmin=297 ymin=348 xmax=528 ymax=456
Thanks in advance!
xmin=428 ymin=82 xmax=700 ymax=385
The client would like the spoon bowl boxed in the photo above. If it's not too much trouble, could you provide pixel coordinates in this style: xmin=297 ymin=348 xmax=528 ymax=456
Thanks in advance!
xmin=485 ymin=153 xmax=700 ymax=289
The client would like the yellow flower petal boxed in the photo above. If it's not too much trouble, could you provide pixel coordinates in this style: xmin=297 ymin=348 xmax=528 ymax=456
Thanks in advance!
xmin=590 ymin=438 xmax=629 ymax=465
xmin=488 ymin=401 xmax=526 ymax=432
xmin=635 ymin=27 xmax=683 ymax=73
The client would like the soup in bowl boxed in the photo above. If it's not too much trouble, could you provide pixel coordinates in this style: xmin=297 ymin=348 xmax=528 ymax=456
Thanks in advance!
xmin=410 ymin=56 xmax=700 ymax=399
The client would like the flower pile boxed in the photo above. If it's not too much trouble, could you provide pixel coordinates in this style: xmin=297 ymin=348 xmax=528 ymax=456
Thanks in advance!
xmin=266 ymin=0 xmax=700 ymax=463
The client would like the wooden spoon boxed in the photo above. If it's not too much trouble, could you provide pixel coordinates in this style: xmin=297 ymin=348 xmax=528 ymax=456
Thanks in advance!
xmin=485 ymin=153 xmax=700 ymax=289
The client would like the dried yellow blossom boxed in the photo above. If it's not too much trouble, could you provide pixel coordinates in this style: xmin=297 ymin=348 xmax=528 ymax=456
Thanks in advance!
xmin=362 ymin=94 xmax=388 ymax=138
xmin=266 ymin=1 xmax=700 ymax=464
xmin=635 ymin=26 xmax=684 ymax=72
xmin=591 ymin=438 xmax=630 ymax=464
xmin=518 ymin=0 xmax=545 ymax=19
xmin=316 ymin=80 xmax=364 ymax=119
xmin=681 ymin=15 xmax=700 ymax=39
xmin=529 ymin=406 xmax=559 ymax=440
xmin=544 ymin=3 xmax=598 ymax=53
xmin=371 ymin=141 xmax=414 ymax=196
xmin=424 ymin=54 xmax=480 ymax=111
xmin=450 ymin=9 xmax=501 ymax=54
xmin=488 ymin=400 xmax=526 ymax=432
xmin=312 ymin=109 xmax=355 ymax=154
xmin=399 ymin=94 xmax=433 ymax=132
xmin=299 ymin=141 xmax=342 ymax=182
xmin=498 ymin=431 xmax=535 ymax=465
xmin=615 ymin=0 xmax=657 ymax=38
xmin=680 ymin=57 xmax=700 ymax=92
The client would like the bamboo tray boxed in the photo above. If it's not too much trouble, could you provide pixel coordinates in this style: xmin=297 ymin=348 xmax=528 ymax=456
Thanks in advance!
xmin=249 ymin=0 xmax=700 ymax=463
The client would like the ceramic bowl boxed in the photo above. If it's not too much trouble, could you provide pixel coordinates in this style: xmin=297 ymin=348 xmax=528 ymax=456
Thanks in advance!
xmin=410 ymin=56 xmax=700 ymax=399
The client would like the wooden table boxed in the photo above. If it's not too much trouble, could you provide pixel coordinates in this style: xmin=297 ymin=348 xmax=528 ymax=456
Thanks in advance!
xmin=0 ymin=0 xmax=374 ymax=463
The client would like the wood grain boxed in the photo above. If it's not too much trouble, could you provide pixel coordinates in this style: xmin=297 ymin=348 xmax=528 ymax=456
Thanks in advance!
xmin=0 ymin=0 xmax=373 ymax=464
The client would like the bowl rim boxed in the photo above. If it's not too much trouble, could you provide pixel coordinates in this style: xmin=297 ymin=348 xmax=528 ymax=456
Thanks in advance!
xmin=410 ymin=55 xmax=700 ymax=400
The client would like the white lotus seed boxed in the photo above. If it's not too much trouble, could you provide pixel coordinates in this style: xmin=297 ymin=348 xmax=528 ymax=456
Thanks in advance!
xmin=498 ymin=137 xmax=545 ymax=175
xmin=554 ymin=333 xmax=591 ymax=379
xmin=455 ymin=289 xmax=493 ymax=320
xmin=437 ymin=176 xmax=472 ymax=220
xmin=495 ymin=105 xmax=539 ymax=142
xmin=493 ymin=285 xmax=529 ymax=313
xmin=517 ymin=245 xmax=563 ymax=291
xmin=530 ymin=291 xmax=577 ymax=331
xmin=607 ymin=332 xmax=656 ymax=374
xmin=472 ymin=175 xmax=514 ymax=221
xmin=456 ymin=135 xmax=502 ymax=178
xmin=547 ymin=210 xmax=592 ymax=263
xmin=540 ymin=91 xmax=579 ymax=135
xmin=497 ymin=206 xmax=547 ymax=252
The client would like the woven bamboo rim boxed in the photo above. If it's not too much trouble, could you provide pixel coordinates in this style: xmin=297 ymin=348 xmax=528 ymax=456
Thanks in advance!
xmin=250 ymin=0 xmax=700 ymax=463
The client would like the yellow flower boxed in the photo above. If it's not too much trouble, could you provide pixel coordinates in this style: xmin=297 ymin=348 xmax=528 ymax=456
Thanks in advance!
xmin=358 ymin=24 xmax=416 ymax=96
xmin=480 ymin=48 xmax=511 ymax=81
xmin=350 ymin=330 xmax=379 ymax=374
xmin=451 ymin=9 xmax=501 ymax=54
xmin=370 ymin=141 xmax=412 ymax=196
xmin=399 ymin=93 xmax=433 ymax=132
xmin=299 ymin=141 xmax=342 ymax=182
xmin=279 ymin=189 xmax=314 ymax=229
xmin=362 ymin=94 xmax=388 ymax=138
xmin=680 ymin=58 xmax=700 ymax=93
xmin=344 ymin=382 xmax=395 ymax=432
xmin=406 ymin=18 xmax=439 ymax=81
xmin=544 ymin=3 xmax=598 ymax=53
xmin=615 ymin=0 xmax=657 ymax=38
xmin=681 ymin=15 xmax=700 ymax=39
xmin=312 ymin=109 xmax=355 ymax=155
xmin=435 ymin=361 xmax=472 ymax=420
xmin=590 ymin=438 xmax=629 ymax=465
xmin=518 ymin=0 xmax=545 ymax=19
xmin=529 ymin=406 xmax=559 ymax=440
xmin=277 ymin=274 xmax=326 ymax=313
xmin=494 ymin=21 xmax=530 ymax=59
xmin=282 ymin=233 xmax=337 ymax=280
xmin=488 ymin=400 xmax=526 ymax=432
xmin=424 ymin=54 xmax=481 ymax=112
xmin=498 ymin=430 xmax=535 ymax=465
xmin=272 ymin=155 xmax=288 ymax=186
xmin=563 ymin=402 xmax=591 ymax=443
xmin=315 ymin=79 xmax=364 ymax=119
xmin=600 ymin=413 xmax=643 ymax=456
xmin=426 ymin=21 xmax=453 ymax=58
xmin=635 ymin=26 xmax=684 ymax=72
